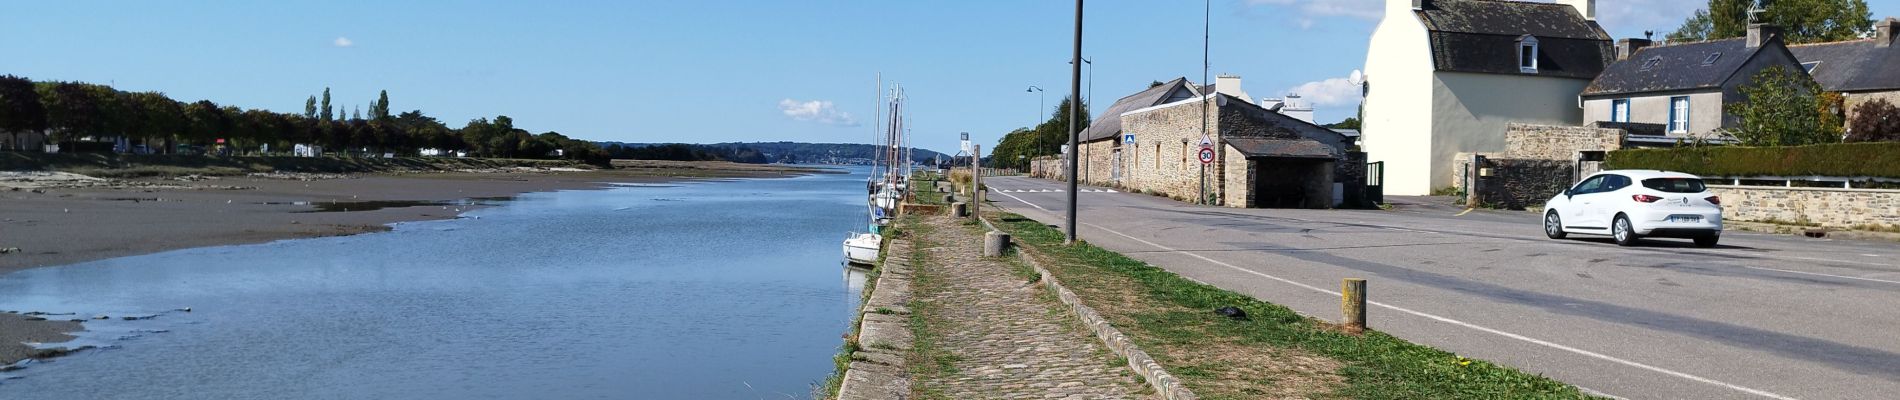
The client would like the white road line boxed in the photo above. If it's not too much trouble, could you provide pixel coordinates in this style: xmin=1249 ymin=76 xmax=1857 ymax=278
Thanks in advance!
xmin=991 ymin=190 xmax=1050 ymax=211
xmin=1084 ymin=223 xmax=1797 ymax=400
xmin=989 ymin=186 xmax=1797 ymax=399
xmin=1739 ymin=265 xmax=1900 ymax=286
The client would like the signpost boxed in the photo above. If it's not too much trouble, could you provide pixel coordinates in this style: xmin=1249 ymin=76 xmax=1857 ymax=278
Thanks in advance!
xmin=1197 ymin=147 xmax=1215 ymax=165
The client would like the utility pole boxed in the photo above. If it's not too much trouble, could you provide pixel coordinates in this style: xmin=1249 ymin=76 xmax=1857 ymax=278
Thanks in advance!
xmin=1064 ymin=0 xmax=1084 ymax=245
xmin=972 ymin=144 xmax=983 ymax=220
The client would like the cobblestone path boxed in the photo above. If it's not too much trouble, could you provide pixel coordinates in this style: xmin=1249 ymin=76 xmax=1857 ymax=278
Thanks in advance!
xmin=912 ymin=215 xmax=1148 ymax=400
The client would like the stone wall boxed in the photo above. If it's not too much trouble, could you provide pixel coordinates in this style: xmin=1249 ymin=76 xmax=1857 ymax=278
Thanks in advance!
xmin=1846 ymin=91 xmax=1900 ymax=126
xmin=1502 ymin=123 xmax=1625 ymax=160
xmin=1709 ymin=185 xmax=1900 ymax=230
xmin=1030 ymin=157 xmax=1064 ymax=181
xmin=1472 ymin=159 xmax=1574 ymax=210
xmin=1121 ymin=100 xmax=1222 ymax=201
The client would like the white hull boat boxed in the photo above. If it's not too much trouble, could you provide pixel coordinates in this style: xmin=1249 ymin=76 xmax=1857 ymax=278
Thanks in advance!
xmin=843 ymin=232 xmax=881 ymax=265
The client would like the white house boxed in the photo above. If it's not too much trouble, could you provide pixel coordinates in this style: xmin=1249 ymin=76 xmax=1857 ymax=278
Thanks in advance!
xmin=1361 ymin=0 xmax=1614 ymax=195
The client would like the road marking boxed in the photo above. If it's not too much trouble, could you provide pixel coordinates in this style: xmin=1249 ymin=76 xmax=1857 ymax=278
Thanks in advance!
xmin=1738 ymin=265 xmax=1900 ymax=286
xmin=1455 ymin=208 xmax=1474 ymax=216
xmin=1083 ymin=223 xmax=1798 ymax=400
xmin=990 ymin=189 xmax=1795 ymax=399
xmin=991 ymin=190 xmax=1049 ymax=211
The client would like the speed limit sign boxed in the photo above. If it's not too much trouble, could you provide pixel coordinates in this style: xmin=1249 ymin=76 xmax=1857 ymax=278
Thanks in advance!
xmin=1198 ymin=147 xmax=1216 ymax=164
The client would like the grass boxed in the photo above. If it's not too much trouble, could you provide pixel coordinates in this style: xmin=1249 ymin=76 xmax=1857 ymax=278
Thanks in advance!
xmin=900 ymin=217 xmax=959 ymax=400
xmin=989 ymin=211 xmax=1597 ymax=400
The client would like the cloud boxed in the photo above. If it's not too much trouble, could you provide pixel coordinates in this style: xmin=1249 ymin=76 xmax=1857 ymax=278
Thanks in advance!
xmin=777 ymin=99 xmax=860 ymax=127
xmin=333 ymin=37 xmax=354 ymax=47
xmin=1245 ymin=0 xmax=1383 ymax=20
xmin=1284 ymin=75 xmax=1362 ymax=107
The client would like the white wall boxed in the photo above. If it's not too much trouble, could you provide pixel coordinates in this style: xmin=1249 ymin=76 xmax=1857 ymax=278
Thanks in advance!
xmin=1428 ymin=72 xmax=1591 ymax=190
xmin=1362 ymin=0 xmax=1437 ymax=195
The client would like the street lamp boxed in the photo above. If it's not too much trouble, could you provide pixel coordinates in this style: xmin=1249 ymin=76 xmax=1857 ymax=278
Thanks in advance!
xmin=1026 ymin=85 xmax=1045 ymax=130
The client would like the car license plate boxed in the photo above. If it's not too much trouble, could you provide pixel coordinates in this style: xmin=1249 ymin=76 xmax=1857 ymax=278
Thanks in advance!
xmin=1667 ymin=215 xmax=1702 ymax=223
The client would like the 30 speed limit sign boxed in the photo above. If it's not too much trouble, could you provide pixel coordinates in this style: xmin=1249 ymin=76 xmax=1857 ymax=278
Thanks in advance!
xmin=1198 ymin=147 xmax=1216 ymax=165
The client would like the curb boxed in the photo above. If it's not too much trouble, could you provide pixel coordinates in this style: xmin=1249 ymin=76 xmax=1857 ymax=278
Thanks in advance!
xmin=1007 ymin=237 xmax=1199 ymax=400
xmin=835 ymin=239 xmax=914 ymax=400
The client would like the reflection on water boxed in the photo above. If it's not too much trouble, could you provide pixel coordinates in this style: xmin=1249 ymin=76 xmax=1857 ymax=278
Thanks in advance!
xmin=0 ymin=168 xmax=866 ymax=399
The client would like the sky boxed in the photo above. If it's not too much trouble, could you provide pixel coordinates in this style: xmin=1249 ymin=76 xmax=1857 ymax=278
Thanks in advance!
xmin=5 ymin=1 xmax=1898 ymax=155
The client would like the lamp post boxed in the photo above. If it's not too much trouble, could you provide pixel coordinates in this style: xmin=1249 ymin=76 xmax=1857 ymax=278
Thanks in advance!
xmin=1026 ymin=85 xmax=1045 ymax=131
xmin=1064 ymin=0 xmax=1084 ymax=245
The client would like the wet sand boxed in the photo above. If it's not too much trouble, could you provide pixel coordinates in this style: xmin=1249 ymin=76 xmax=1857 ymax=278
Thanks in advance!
xmin=0 ymin=312 xmax=82 ymax=366
xmin=0 ymin=160 xmax=830 ymax=364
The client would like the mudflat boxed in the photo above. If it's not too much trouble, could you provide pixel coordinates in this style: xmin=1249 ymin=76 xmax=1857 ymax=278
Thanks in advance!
xmin=0 ymin=312 xmax=82 ymax=366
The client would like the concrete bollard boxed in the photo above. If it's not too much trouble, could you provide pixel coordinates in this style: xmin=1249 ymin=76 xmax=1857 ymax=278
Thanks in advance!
xmin=951 ymin=202 xmax=968 ymax=217
xmin=983 ymin=230 xmax=1012 ymax=257
xmin=1342 ymin=278 xmax=1367 ymax=332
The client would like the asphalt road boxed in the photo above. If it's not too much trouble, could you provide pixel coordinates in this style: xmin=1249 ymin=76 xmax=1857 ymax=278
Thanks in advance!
xmin=981 ymin=176 xmax=1900 ymax=400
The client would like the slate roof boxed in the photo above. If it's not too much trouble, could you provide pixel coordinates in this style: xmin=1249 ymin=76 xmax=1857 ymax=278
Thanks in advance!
xmin=1414 ymin=0 xmax=1613 ymax=79
xmin=1582 ymin=38 xmax=1764 ymax=97
xmin=1082 ymin=78 xmax=1196 ymax=142
xmin=1789 ymin=39 xmax=1900 ymax=92
xmin=1226 ymin=138 xmax=1336 ymax=159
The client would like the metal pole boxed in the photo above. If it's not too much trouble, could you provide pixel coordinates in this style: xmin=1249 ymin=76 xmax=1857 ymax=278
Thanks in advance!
xmin=972 ymin=144 xmax=983 ymax=220
xmin=1065 ymin=0 xmax=1083 ymax=245
xmin=1197 ymin=0 xmax=1210 ymax=206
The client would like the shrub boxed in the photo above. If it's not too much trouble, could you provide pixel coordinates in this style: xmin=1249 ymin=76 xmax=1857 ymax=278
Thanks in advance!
xmin=1604 ymin=141 xmax=1900 ymax=178
xmin=1726 ymin=66 xmax=1840 ymax=146
xmin=1848 ymin=98 xmax=1900 ymax=142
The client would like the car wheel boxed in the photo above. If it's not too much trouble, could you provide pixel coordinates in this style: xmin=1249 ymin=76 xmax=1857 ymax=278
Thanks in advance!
xmin=1694 ymin=233 xmax=1720 ymax=248
xmin=1544 ymin=211 xmax=1567 ymax=239
xmin=1613 ymin=214 xmax=1640 ymax=247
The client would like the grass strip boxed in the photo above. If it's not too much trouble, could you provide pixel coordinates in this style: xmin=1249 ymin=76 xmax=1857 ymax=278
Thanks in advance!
xmin=991 ymin=212 xmax=1596 ymax=400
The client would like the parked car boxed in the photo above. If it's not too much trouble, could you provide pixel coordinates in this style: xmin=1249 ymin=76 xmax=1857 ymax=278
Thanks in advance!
xmin=1542 ymin=170 xmax=1723 ymax=247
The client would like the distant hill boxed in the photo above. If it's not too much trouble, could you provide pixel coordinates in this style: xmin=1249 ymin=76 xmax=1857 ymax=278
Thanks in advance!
xmin=597 ymin=141 xmax=949 ymax=165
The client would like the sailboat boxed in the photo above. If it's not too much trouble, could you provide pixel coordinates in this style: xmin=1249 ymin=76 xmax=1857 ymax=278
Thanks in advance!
xmin=845 ymin=77 xmax=908 ymax=266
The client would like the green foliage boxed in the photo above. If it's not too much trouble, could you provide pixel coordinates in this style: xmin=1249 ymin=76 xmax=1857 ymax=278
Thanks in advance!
xmin=1727 ymin=66 xmax=1840 ymax=146
xmin=990 ymin=96 xmax=1089 ymax=170
xmin=370 ymin=90 xmax=391 ymax=119
xmin=990 ymin=213 xmax=1593 ymax=399
xmin=1324 ymin=117 xmax=1361 ymax=130
xmin=1672 ymin=0 xmax=1872 ymax=44
xmin=1604 ymin=141 xmax=1900 ymax=178
xmin=0 ymin=75 xmax=48 ymax=136
xmin=319 ymin=87 xmax=333 ymax=122
xmin=1848 ymin=98 xmax=1900 ymax=142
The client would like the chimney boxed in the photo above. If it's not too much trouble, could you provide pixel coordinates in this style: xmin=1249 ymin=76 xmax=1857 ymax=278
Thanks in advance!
xmin=1879 ymin=17 xmax=1898 ymax=48
xmin=1747 ymin=23 xmax=1782 ymax=48
xmin=1557 ymin=0 xmax=1596 ymax=21
xmin=1616 ymin=38 xmax=1653 ymax=60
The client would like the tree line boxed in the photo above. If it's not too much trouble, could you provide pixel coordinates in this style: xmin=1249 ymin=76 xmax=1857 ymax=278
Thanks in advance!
xmin=0 ymin=75 xmax=609 ymax=165
xmin=990 ymin=96 xmax=1089 ymax=170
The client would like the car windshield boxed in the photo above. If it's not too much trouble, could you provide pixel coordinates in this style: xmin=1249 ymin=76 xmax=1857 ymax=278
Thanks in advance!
xmin=1642 ymin=178 xmax=1708 ymax=193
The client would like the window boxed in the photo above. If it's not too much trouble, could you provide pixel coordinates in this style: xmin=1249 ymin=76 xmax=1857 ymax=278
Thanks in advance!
xmin=1602 ymin=175 xmax=1631 ymax=191
xmin=1517 ymin=36 xmax=1540 ymax=73
xmin=1642 ymin=178 xmax=1707 ymax=193
xmin=1701 ymin=53 xmax=1722 ymax=66
xmin=1802 ymin=61 xmax=1822 ymax=73
xmin=1640 ymin=56 xmax=1662 ymax=71
xmin=1668 ymin=96 xmax=1690 ymax=133
xmin=1611 ymin=99 xmax=1630 ymax=122
xmin=1571 ymin=175 xmax=1607 ymax=194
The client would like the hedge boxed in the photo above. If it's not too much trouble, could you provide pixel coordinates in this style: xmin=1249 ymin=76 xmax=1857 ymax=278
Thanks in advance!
xmin=1603 ymin=142 xmax=1900 ymax=178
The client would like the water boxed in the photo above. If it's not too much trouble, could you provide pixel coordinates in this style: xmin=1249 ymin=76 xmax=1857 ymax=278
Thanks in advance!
xmin=0 ymin=169 xmax=870 ymax=399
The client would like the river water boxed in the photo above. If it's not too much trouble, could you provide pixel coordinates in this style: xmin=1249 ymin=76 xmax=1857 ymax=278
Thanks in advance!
xmin=0 ymin=170 xmax=872 ymax=399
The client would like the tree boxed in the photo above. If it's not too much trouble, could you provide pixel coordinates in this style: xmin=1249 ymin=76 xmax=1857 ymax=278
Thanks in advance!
xmin=131 ymin=92 xmax=185 ymax=152
xmin=0 ymin=75 xmax=47 ymax=150
xmin=39 ymin=82 xmax=104 ymax=142
xmin=371 ymin=90 xmax=390 ymax=119
xmin=1726 ymin=66 xmax=1838 ymax=146
xmin=304 ymin=95 xmax=318 ymax=119
xmin=352 ymin=106 xmax=361 ymax=121
xmin=320 ymin=88 xmax=333 ymax=122
xmin=1324 ymin=117 xmax=1361 ymax=130
xmin=184 ymin=100 xmax=228 ymax=146
xmin=1848 ymin=98 xmax=1900 ymax=142
xmin=1670 ymin=0 xmax=1872 ymax=44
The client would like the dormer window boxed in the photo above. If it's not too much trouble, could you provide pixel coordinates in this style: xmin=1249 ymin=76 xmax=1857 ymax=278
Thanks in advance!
xmin=1517 ymin=35 xmax=1540 ymax=73
xmin=1640 ymin=56 xmax=1662 ymax=71
xmin=1701 ymin=53 xmax=1722 ymax=65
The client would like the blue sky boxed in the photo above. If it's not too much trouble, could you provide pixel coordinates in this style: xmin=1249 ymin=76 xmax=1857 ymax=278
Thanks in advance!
xmin=5 ymin=1 xmax=1896 ymax=154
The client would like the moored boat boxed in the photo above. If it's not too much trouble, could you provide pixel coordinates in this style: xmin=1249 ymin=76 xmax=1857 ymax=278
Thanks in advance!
xmin=842 ymin=232 xmax=881 ymax=265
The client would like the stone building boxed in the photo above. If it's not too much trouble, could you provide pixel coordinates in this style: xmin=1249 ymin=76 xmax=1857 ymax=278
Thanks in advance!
xmin=1073 ymin=78 xmax=1201 ymax=186
xmin=1361 ymin=0 xmax=1613 ymax=195
xmin=1790 ymin=17 xmax=1900 ymax=126
xmin=1581 ymin=25 xmax=1806 ymax=138
xmin=1115 ymin=93 xmax=1359 ymax=209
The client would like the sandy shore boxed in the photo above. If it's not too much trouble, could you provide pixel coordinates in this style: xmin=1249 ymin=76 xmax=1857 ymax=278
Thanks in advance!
xmin=0 ymin=160 xmax=831 ymax=364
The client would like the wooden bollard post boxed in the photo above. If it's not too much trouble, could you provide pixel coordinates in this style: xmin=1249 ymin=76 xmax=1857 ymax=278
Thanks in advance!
xmin=1342 ymin=278 xmax=1367 ymax=332
xmin=983 ymin=230 xmax=1012 ymax=257
xmin=951 ymin=202 xmax=968 ymax=218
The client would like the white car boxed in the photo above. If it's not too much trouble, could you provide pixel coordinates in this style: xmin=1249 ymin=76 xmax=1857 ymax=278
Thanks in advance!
xmin=1542 ymin=170 xmax=1724 ymax=247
